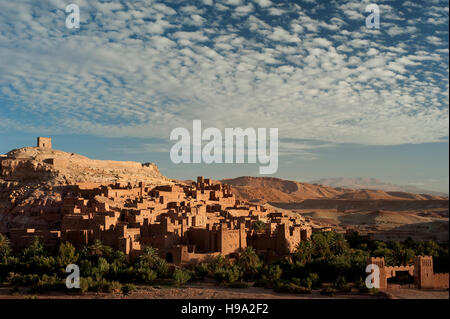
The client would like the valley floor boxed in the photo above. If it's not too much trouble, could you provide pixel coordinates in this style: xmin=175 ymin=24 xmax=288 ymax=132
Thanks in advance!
xmin=0 ymin=282 xmax=447 ymax=299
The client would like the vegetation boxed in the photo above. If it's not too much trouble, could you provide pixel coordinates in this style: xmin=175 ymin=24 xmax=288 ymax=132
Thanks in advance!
xmin=0 ymin=231 xmax=448 ymax=296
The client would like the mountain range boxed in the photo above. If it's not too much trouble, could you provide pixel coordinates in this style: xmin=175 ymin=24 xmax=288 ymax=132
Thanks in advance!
xmin=311 ymin=177 xmax=448 ymax=197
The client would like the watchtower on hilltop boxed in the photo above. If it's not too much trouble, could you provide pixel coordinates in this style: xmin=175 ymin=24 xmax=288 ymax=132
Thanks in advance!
xmin=37 ymin=137 xmax=52 ymax=149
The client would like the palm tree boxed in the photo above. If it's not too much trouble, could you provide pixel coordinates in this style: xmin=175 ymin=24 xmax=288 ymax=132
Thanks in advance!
xmin=0 ymin=233 xmax=11 ymax=258
xmin=138 ymin=246 xmax=161 ymax=268
xmin=89 ymin=240 xmax=105 ymax=257
xmin=295 ymin=241 xmax=314 ymax=263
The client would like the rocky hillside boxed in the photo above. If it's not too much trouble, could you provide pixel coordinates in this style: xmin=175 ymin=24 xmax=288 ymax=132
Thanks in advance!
xmin=1 ymin=146 xmax=167 ymax=186
xmin=0 ymin=146 xmax=170 ymax=231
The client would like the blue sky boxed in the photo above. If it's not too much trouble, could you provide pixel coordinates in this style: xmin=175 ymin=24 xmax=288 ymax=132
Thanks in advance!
xmin=0 ymin=0 xmax=448 ymax=192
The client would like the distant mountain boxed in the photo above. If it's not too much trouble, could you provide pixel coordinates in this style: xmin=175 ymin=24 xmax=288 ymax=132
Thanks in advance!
xmin=221 ymin=176 xmax=448 ymax=203
xmin=311 ymin=177 xmax=448 ymax=197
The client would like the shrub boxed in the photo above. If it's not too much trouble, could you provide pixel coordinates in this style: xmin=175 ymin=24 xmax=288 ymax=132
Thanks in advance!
xmin=307 ymin=273 xmax=321 ymax=289
xmin=194 ymin=262 xmax=209 ymax=279
xmin=155 ymin=259 xmax=170 ymax=278
xmin=369 ymin=287 xmax=381 ymax=295
xmin=267 ymin=265 xmax=282 ymax=284
xmin=214 ymin=266 xmax=242 ymax=284
xmin=108 ymin=281 xmax=122 ymax=293
xmin=321 ymin=287 xmax=336 ymax=296
xmin=173 ymin=269 xmax=191 ymax=286
xmin=210 ymin=255 xmax=231 ymax=272
xmin=30 ymin=274 xmax=66 ymax=293
xmin=273 ymin=281 xmax=311 ymax=294
xmin=9 ymin=273 xmax=40 ymax=287
xmin=91 ymin=278 xmax=122 ymax=293
xmin=334 ymin=276 xmax=351 ymax=292
xmin=134 ymin=267 xmax=158 ymax=284
xmin=79 ymin=277 xmax=92 ymax=294
xmin=122 ymin=283 xmax=137 ymax=295
xmin=355 ymin=277 xmax=370 ymax=293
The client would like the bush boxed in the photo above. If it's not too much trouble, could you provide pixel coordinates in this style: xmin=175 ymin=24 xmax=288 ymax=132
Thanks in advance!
xmin=122 ymin=283 xmax=137 ymax=295
xmin=214 ymin=266 xmax=242 ymax=284
xmin=79 ymin=277 xmax=92 ymax=294
xmin=92 ymin=278 xmax=122 ymax=293
xmin=355 ymin=277 xmax=370 ymax=293
xmin=334 ymin=276 xmax=351 ymax=292
xmin=267 ymin=265 xmax=282 ymax=284
xmin=173 ymin=269 xmax=191 ymax=286
xmin=369 ymin=287 xmax=381 ymax=295
xmin=273 ymin=281 xmax=311 ymax=294
xmin=321 ymin=287 xmax=336 ymax=296
xmin=30 ymin=274 xmax=66 ymax=293
xmin=307 ymin=273 xmax=321 ymax=289
xmin=9 ymin=273 xmax=40 ymax=287
xmin=194 ymin=262 xmax=209 ymax=279
xmin=134 ymin=267 xmax=158 ymax=284
xmin=78 ymin=277 xmax=122 ymax=293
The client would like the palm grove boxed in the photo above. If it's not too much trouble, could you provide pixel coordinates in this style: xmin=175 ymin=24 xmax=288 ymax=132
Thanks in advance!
xmin=0 ymin=230 xmax=448 ymax=296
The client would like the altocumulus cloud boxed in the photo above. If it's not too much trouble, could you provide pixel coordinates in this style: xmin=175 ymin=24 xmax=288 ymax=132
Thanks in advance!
xmin=0 ymin=0 xmax=448 ymax=150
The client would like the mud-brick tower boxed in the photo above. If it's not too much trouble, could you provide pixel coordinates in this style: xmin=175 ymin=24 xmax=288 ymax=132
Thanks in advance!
xmin=414 ymin=256 xmax=434 ymax=289
xmin=367 ymin=257 xmax=387 ymax=289
xmin=37 ymin=137 xmax=52 ymax=149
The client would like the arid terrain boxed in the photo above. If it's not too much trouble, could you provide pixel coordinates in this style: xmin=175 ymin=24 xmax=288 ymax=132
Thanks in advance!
xmin=222 ymin=176 xmax=449 ymax=242
xmin=0 ymin=143 xmax=448 ymax=300
xmin=0 ymin=282 xmax=447 ymax=300
xmin=0 ymin=146 xmax=448 ymax=242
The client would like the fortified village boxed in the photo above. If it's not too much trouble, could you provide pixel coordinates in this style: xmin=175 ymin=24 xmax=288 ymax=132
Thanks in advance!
xmin=1 ymin=138 xmax=313 ymax=265
xmin=0 ymin=138 xmax=448 ymax=290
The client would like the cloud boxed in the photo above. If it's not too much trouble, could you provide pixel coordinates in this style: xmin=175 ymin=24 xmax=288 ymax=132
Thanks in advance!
xmin=0 ymin=0 xmax=448 ymax=151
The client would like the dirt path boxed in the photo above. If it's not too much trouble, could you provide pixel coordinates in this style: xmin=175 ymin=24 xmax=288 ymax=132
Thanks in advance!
xmin=0 ymin=283 xmax=382 ymax=299
xmin=1 ymin=283 xmax=446 ymax=299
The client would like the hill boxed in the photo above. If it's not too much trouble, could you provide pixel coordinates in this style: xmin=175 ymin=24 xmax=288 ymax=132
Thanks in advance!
xmin=221 ymin=176 xmax=447 ymax=203
xmin=312 ymin=177 xmax=448 ymax=197
xmin=1 ymin=146 xmax=168 ymax=186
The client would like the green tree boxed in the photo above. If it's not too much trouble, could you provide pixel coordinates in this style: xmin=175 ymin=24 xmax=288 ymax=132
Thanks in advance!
xmin=311 ymin=232 xmax=331 ymax=259
xmin=138 ymin=246 xmax=161 ymax=269
xmin=251 ymin=221 xmax=266 ymax=233
xmin=88 ymin=240 xmax=106 ymax=257
xmin=21 ymin=236 xmax=44 ymax=260
xmin=0 ymin=234 xmax=11 ymax=259
xmin=56 ymin=242 xmax=78 ymax=269
xmin=237 ymin=247 xmax=262 ymax=281
xmin=294 ymin=241 xmax=314 ymax=263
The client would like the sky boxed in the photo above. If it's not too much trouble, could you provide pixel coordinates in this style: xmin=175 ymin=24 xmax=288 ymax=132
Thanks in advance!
xmin=0 ymin=0 xmax=448 ymax=192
